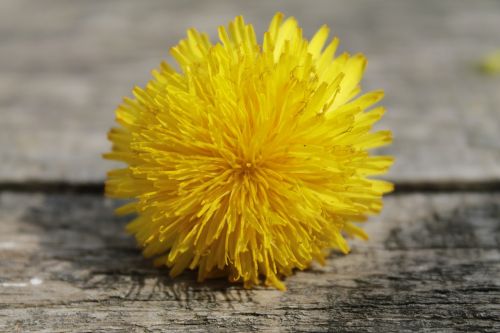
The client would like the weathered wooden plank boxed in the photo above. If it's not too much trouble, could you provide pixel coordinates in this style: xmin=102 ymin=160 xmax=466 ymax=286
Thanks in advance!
xmin=1 ymin=0 xmax=500 ymax=183
xmin=0 ymin=192 xmax=498 ymax=332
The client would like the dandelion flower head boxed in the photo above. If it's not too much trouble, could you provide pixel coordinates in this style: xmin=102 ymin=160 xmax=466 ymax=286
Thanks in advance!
xmin=105 ymin=13 xmax=393 ymax=290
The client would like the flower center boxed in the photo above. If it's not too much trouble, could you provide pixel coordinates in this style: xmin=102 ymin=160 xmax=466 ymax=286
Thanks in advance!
xmin=231 ymin=159 xmax=260 ymax=180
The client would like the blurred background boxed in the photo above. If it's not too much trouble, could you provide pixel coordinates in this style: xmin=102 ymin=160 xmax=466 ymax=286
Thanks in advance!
xmin=1 ymin=0 xmax=499 ymax=186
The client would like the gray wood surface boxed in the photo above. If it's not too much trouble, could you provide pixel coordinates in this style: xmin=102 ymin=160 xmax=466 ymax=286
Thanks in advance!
xmin=1 ymin=0 xmax=500 ymax=183
xmin=0 ymin=192 xmax=499 ymax=332
xmin=2 ymin=0 xmax=500 ymax=331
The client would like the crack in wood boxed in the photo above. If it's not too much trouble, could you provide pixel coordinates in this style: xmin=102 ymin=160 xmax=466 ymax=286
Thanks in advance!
xmin=1 ymin=180 xmax=500 ymax=195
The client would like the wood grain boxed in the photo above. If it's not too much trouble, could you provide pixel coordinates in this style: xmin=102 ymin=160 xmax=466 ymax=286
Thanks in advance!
xmin=1 ymin=0 xmax=500 ymax=183
xmin=0 ymin=192 xmax=498 ymax=332
xmin=1 ymin=1 xmax=499 ymax=331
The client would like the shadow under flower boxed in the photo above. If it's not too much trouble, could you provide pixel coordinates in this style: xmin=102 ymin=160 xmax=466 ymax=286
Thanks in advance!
xmin=20 ymin=193 xmax=256 ymax=305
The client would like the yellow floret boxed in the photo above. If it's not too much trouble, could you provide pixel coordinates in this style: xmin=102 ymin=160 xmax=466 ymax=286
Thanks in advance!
xmin=104 ymin=13 xmax=393 ymax=290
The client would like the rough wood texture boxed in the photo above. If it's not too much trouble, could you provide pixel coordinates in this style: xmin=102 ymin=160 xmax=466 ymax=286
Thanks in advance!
xmin=0 ymin=192 xmax=498 ymax=332
xmin=1 ymin=0 xmax=500 ymax=183
xmin=2 ymin=1 xmax=500 ymax=331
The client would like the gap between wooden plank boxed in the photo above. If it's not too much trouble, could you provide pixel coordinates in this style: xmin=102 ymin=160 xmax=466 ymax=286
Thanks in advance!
xmin=0 ymin=180 xmax=500 ymax=194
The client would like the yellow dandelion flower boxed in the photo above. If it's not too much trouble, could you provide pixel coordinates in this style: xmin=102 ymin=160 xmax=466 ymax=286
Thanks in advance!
xmin=104 ymin=13 xmax=393 ymax=290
